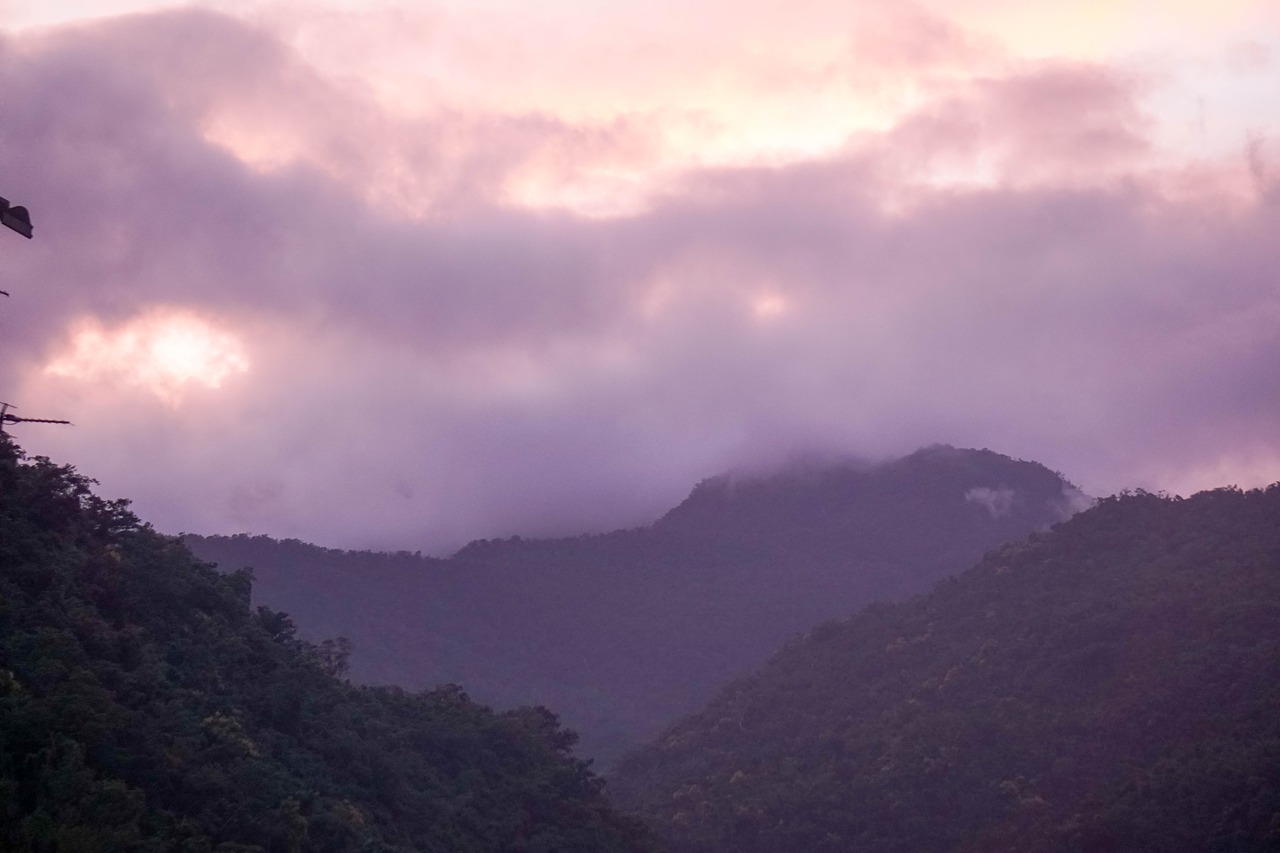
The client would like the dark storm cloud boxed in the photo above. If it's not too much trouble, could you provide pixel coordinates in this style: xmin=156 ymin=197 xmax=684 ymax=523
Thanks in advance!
xmin=4 ymin=9 xmax=1279 ymax=552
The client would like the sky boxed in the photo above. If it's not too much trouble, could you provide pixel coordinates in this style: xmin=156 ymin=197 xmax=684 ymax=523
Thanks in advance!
xmin=1 ymin=0 xmax=1278 ymax=553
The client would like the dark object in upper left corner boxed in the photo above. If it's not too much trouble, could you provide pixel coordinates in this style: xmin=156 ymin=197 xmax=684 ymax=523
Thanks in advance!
xmin=0 ymin=195 xmax=32 ymax=238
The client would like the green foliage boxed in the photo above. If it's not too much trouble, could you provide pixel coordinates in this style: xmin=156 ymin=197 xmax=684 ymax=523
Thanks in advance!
xmin=609 ymin=486 xmax=1280 ymax=852
xmin=0 ymin=434 xmax=655 ymax=852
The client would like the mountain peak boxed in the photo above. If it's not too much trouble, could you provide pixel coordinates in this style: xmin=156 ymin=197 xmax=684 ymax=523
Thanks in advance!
xmin=656 ymin=446 xmax=1086 ymax=540
xmin=611 ymin=483 xmax=1280 ymax=853
xmin=188 ymin=444 xmax=1092 ymax=767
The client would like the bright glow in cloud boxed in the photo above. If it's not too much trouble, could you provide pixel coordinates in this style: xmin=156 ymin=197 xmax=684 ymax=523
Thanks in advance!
xmin=751 ymin=293 xmax=789 ymax=320
xmin=201 ymin=113 xmax=304 ymax=174
xmin=2 ymin=0 xmax=1279 ymax=553
xmin=44 ymin=310 xmax=250 ymax=405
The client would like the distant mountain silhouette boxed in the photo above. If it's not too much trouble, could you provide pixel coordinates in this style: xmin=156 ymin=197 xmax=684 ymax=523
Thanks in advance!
xmin=187 ymin=446 xmax=1087 ymax=766
xmin=609 ymin=485 xmax=1280 ymax=852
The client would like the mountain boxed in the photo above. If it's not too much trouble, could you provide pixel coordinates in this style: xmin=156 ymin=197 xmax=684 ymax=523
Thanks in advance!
xmin=0 ymin=434 xmax=655 ymax=852
xmin=608 ymin=485 xmax=1280 ymax=852
xmin=186 ymin=446 xmax=1085 ymax=766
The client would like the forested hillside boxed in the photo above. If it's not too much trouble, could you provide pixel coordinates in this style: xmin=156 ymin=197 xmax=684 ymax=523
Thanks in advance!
xmin=187 ymin=446 xmax=1083 ymax=765
xmin=609 ymin=486 xmax=1280 ymax=852
xmin=0 ymin=435 xmax=654 ymax=852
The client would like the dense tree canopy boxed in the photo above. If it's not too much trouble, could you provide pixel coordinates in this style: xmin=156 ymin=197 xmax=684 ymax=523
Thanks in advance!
xmin=0 ymin=434 xmax=655 ymax=852
xmin=610 ymin=485 xmax=1280 ymax=852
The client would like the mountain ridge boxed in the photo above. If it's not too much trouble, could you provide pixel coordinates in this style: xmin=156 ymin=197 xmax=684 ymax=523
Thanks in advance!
xmin=186 ymin=445 xmax=1086 ymax=766
xmin=608 ymin=484 xmax=1280 ymax=852
xmin=0 ymin=434 xmax=655 ymax=852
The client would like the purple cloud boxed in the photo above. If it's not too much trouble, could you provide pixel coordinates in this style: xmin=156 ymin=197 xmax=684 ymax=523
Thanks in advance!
xmin=3 ymin=8 xmax=1278 ymax=553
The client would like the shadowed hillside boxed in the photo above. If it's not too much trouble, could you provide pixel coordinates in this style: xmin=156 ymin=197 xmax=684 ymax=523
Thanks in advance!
xmin=0 ymin=435 xmax=654 ymax=852
xmin=609 ymin=485 xmax=1280 ymax=852
xmin=187 ymin=446 xmax=1085 ymax=765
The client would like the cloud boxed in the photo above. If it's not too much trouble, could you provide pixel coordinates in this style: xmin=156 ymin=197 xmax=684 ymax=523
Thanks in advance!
xmin=1226 ymin=40 xmax=1271 ymax=75
xmin=965 ymin=486 xmax=1015 ymax=517
xmin=4 ymin=6 xmax=1280 ymax=554
xmin=43 ymin=308 xmax=250 ymax=404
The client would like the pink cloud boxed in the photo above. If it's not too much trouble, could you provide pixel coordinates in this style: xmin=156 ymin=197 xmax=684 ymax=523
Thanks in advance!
xmin=4 ymin=7 xmax=1279 ymax=553
xmin=1226 ymin=40 xmax=1271 ymax=74
xmin=845 ymin=2 xmax=999 ymax=76
xmin=853 ymin=59 xmax=1154 ymax=189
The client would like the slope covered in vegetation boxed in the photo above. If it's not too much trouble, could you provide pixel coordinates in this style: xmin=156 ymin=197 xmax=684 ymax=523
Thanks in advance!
xmin=0 ymin=434 xmax=654 ymax=852
xmin=609 ymin=486 xmax=1280 ymax=852
xmin=187 ymin=446 xmax=1083 ymax=765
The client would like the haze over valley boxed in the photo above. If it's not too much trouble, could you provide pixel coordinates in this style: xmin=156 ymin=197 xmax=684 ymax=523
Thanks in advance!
xmin=185 ymin=445 xmax=1086 ymax=765
xmin=3 ymin=1 xmax=1280 ymax=850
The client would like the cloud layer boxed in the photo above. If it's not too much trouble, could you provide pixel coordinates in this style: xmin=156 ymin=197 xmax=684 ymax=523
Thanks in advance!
xmin=2 ymin=4 xmax=1278 ymax=552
